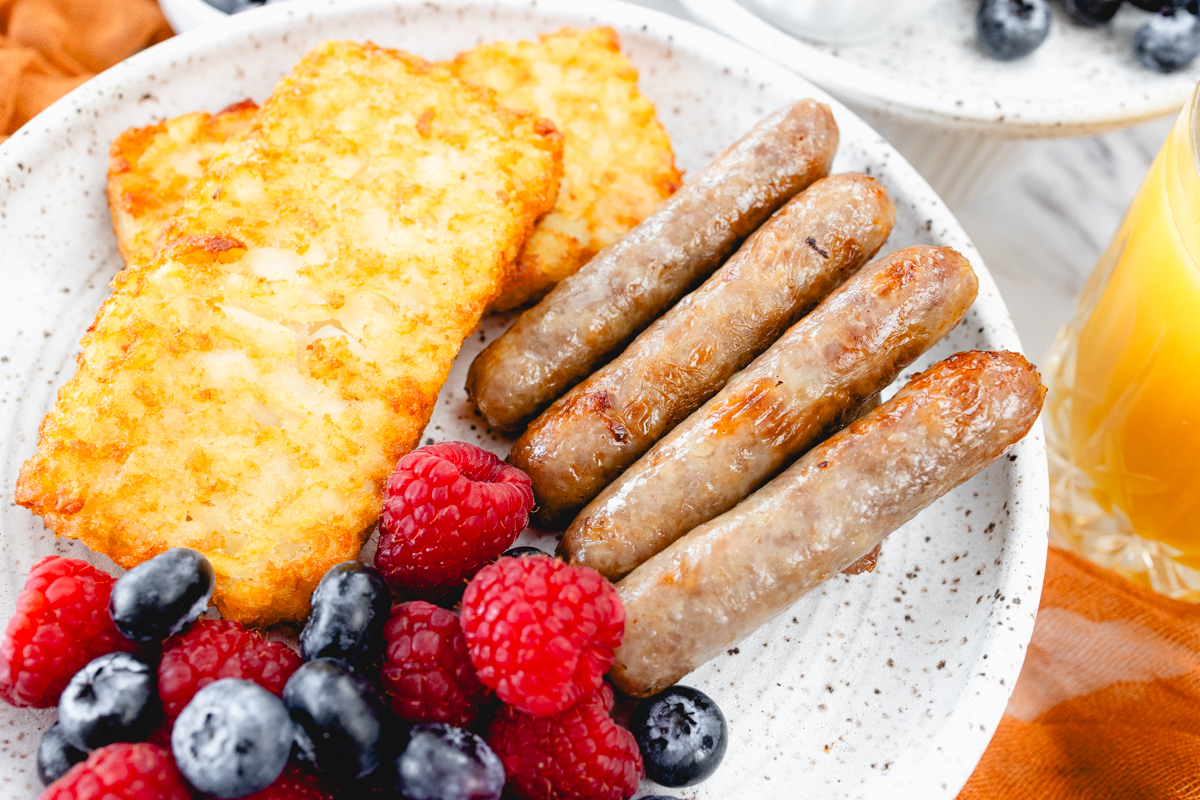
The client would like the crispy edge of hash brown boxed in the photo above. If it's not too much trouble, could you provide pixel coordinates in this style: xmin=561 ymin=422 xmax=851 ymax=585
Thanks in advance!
xmin=17 ymin=41 xmax=563 ymax=626
xmin=107 ymin=100 xmax=260 ymax=267
xmin=452 ymin=26 xmax=681 ymax=311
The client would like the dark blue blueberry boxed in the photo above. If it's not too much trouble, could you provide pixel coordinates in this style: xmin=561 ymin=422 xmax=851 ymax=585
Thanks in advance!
xmin=630 ymin=685 xmax=727 ymax=788
xmin=108 ymin=548 xmax=215 ymax=642
xmin=977 ymin=0 xmax=1051 ymax=60
xmin=58 ymin=652 xmax=161 ymax=751
xmin=300 ymin=561 xmax=391 ymax=670
xmin=37 ymin=722 xmax=87 ymax=785
xmin=394 ymin=724 xmax=504 ymax=800
xmin=284 ymin=659 xmax=387 ymax=782
xmin=1128 ymin=0 xmax=1186 ymax=10
xmin=201 ymin=0 xmax=252 ymax=12
xmin=171 ymin=678 xmax=293 ymax=798
xmin=500 ymin=546 xmax=544 ymax=558
xmin=1065 ymin=0 xmax=1124 ymax=25
xmin=1135 ymin=9 xmax=1200 ymax=71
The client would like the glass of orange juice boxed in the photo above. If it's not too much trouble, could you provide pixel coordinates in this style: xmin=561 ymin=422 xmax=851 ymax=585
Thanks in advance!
xmin=1046 ymin=80 xmax=1200 ymax=600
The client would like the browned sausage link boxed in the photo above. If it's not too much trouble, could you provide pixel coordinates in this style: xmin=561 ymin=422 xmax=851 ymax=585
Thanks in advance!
xmin=510 ymin=174 xmax=895 ymax=527
xmin=466 ymin=100 xmax=839 ymax=432
xmin=610 ymin=350 xmax=1046 ymax=697
xmin=559 ymin=246 xmax=979 ymax=579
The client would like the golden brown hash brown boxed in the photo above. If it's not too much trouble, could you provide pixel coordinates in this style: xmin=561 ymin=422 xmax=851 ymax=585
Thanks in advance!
xmin=106 ymin=28 xmax=680 ymax=312
xmin=108 ymin=100 xmax=259 ymax=267
xmin=17 ymin=40 xmax=563 ymax=626
xmin=452 ymin=27 xmax=682 ymax=310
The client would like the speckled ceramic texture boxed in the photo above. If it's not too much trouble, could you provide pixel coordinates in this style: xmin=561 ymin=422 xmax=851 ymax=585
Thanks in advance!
xmin=682 ymin=0 xmax=1200 ymax=138
xmin=0 ymin=2 xmax=1047 ymax=798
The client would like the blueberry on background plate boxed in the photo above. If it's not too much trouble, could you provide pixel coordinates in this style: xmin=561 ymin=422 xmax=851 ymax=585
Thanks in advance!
xmin=1065 ymin=0 xmax=1125 ymax=25
xmin=977 ymin=0 xmax=1052 ymax=60
xmin=108 ymin=547 xmax=215 ymax=642
xmin=300 ymin=561 xmax=392 ymax=670
xmin=630 ymin=685 xmax=728 ymax=787
xmin=37 ymin=722 xmax=87 ymax=785
xmin=393 ymin=723 xmax=505 ymax=800
xmin=500 ymin=546 xmax=545 ymax=558
xmin=58 ymin=652 xmax=161 ymax=751
xmin=1135 ymin=9 xmax=1200 ymax=71
xmin=172 ymin=678 xmax=294 ymax=799
xmin=1128 ymin=0 xmax=1187 ymax=10
xmin=284 ymin=658 xmax=388 ymax=782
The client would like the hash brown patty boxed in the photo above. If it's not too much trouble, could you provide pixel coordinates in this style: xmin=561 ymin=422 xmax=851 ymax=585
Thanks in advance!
xmin=17 ymin=40 xmax=563 ymax=625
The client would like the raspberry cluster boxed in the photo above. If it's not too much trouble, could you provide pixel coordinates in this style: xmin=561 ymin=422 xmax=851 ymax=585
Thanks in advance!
xmin=4 ymin=443 xmax=648 ymax=800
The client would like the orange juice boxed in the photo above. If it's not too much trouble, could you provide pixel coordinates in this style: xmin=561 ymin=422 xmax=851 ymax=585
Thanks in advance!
xmin=1046 ymin=82 xmax=1200 ymax=599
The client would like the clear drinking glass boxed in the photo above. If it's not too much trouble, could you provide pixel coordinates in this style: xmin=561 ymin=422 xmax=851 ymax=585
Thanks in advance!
xmin=1046 ymin=80 xmax=1200 ymax=600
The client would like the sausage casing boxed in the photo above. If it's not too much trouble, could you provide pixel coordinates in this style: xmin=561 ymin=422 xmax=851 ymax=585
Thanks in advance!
xmin=559 ymin=245 xmax=979 ymax=579
xmin=511 ymin=174 xmax=895 ymax=526
xmin=466 ymin=100 xmax=839 ymax=432
xmin=610 ymin=350 xmax=1046 ymax=697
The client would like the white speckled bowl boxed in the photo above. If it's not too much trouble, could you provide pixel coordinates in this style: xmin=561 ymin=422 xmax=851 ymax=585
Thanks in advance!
xmin=738 ymin=0 xmax=941 ymax=45
xmin=680 ymin=0 xmax=1200 ymax=202
xmin=0 ymin=1 xmax=1047 ymax=798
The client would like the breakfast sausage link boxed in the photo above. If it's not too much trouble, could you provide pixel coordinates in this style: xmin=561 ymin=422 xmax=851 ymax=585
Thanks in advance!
xmin=610 ymin=350 xmax=1046 ymax=697
xmin=559 ymin=245 xmax=979 ymax=580
xmin=510 ymin=174 xmax=895 ymax=527
xmin=466 ymin=100 xmax=839 ymax=432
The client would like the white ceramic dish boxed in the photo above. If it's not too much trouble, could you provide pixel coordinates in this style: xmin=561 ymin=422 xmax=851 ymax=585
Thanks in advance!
xmin=0 ymin=1 xmax=1047 ymax=798
xmin=739 ymin=0 xmax=940 ymax=45
xmin=680 ymin=0 xmax=1200 ymax=202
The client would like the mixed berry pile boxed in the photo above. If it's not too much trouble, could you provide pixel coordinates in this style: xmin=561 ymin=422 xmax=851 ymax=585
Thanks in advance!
xmin=1 ymin=441 xmax=727 ymax=800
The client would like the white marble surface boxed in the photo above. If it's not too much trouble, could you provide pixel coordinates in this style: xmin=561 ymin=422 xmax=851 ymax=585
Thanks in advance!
xmin=632 ymin=0 xmax=1171 ymax=368
xmin=951 ymin=116 xmax=1172 ymax=363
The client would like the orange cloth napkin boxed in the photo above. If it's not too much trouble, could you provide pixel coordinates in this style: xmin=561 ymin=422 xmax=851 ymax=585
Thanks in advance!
xmin=959 ymin=545 xmax=1200 ymax=799
xmin=0 ymin=0 xmax=171 ymax=142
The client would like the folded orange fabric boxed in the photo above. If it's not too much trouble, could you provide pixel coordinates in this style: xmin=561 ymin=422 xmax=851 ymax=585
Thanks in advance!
xmin=959 ymin=545 xmax=1200 ymax=799
xmin=0 ymin=0 xmax=171 ymax=141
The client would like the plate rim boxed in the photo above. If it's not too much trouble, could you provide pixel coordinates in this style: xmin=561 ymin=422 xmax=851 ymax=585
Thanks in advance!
xmin=0 ymin=1 xmax=1048 ymax=796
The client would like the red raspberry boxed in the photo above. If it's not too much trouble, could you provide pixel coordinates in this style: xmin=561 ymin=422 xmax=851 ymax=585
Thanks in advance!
xmin=41 ymin=742 xmax=191 ymax=800
xmin=0 ymin=556 xmax=136 ymax=708
xmin=376 ymin=442 xmax=533 ymax=597
xmin=487 ymin=683 xmax=644 ymax=800
xmin=381 ymin=601 xmax=488 ymax=727
xmin=242 ymin=763 xmax=333 ymax=800
xmin=461 ymin=555 xmax=624 ymax=717
xmin=158 ymin=618 xmax=301 ymax=718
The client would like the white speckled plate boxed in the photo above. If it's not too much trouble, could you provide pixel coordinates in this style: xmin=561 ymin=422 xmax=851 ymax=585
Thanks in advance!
xmin=0 ymin=2 xmax=1047 ymax=798
xmin=680 ymin=0 xmax=1200 ymax=137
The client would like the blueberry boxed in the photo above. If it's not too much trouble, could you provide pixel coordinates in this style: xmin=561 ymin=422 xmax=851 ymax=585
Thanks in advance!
xmin=108 ymin=548 xmax=215 ymax=642
xmin=630 ymin=685 xmax=727 ymax=788
xmin=58 ymin=652 xmax=161 ymax=751
xmin=37 ymin=723 xmax=87 ymax=785
xmin=1065 ymin=0 xmax=1124 ymax=25
xmin=977 ymin=0 xmax=1051 ymax=60
xmin=284 ymin=658 xmax=387 ymax=782
xmin=1128 ymin=0 xmax=1187 ymax=10
xmin=1135 ymin=9 xmax=1200 ymax=70
xmin=172 ymin=678 xmax=293 ymax=798
xmin=394 ymin=723 xmax=505 ymax=800
xmin=500 ymin=546 xmax=544 ymax=558
xmin=300 ymin=561 xmax=391 ymax=669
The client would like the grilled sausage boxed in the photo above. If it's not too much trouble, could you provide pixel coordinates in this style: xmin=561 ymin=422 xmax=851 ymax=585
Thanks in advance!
xmin=510 ymin=174 xmax=895 ymax=527
xmin=466 ymin=100 xmax=839 ymax=432
xmin=559 ymin=246 xmax=979 ymax=579
xmin=610 ymin=350 xmax=1046 ymax=697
